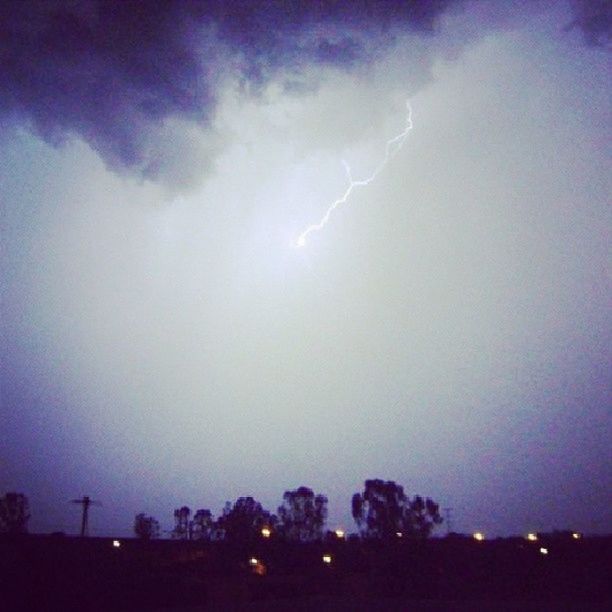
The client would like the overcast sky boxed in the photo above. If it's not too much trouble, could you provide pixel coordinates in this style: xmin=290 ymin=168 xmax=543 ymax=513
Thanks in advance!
xmin=1 ymin=1 xmax=610 ymax=537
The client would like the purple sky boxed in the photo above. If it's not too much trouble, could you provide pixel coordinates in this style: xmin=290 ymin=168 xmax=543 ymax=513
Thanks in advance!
xmin=1 ymin=1 xmax=610 ymax=538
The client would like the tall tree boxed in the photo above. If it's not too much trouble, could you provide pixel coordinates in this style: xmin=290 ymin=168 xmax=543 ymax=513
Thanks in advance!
xmin=216 ymin=497 xmax=275 ymax=542
xmin=134 ymin=513 xmax=160 ymax=540
xmin=191 ymin=508 xmax=214 ymax=541
xmin=278 ymin=486 xmax=327 ymax=542
xmin=0 ymin=492 xmax=30 ymax=534
xmin=171 ymin=506 xmax=191 ymax=540
xmin=352 ymin=479 xmax=442 ymax=539
xmin=408 ymin=495 xmax=443 ymax=538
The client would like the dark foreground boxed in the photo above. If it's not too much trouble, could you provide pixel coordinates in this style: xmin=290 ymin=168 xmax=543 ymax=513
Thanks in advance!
xmin=2 ymin=533 xmax=610 ymax=610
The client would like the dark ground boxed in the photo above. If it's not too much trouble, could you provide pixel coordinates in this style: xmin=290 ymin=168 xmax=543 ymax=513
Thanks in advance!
xmin=1 ymin=533 xmax=610 ymax=611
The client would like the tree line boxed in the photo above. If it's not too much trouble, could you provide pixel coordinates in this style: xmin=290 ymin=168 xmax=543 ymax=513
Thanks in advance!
xmin=1 ymin=480 xmax=442 ymax=541
xmin=134 ymin=480 xmax=443 ymax=542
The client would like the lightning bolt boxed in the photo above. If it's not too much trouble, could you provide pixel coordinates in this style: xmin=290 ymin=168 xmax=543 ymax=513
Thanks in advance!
xmin=294 ymin=100 xmax=413 ymax=248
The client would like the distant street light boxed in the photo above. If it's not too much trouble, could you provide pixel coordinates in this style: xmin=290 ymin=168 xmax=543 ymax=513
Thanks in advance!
xmin=396 ymin=532 xmax=403 ymax=538
xmin=526 ymin=533 xmax=538 ymax=542
xmin=473 ymin=532 xmax=485 ymax=542
xmin=322 ymin=554 xmax=332 ymax=564
xmin=334 ymin=529 xmax=345 ymax=539
xmin=112 ymin=540 xmax=121 ymax=548
xmin=261 ymin=527 xmax=271 ymax=538
xmin=248 ymin=557 xmax=266 ymax=575
xmin=539 ymin=547 xmax=549 ymax=555
xmin=572 ymin=532 xmax=582 ymax=540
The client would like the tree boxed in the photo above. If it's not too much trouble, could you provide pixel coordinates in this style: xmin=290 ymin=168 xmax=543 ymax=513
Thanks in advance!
xmin=171 ymin=506 xmax=191 ymax=540
xmin=134 ymin=513 xmax=160 ymax=540
xmin=216 ymin=497 xmax=276 ymax=542
xmin=0 ymin=492 xmax=30 ymax=534
xmin=408 ymin=495 xmax=443 ymax=538
xmin=277 ymin=486 xmax=328 ymax=542
xmin=352 ymin=479 xmax=442 ymax=539
xmin=191 ymin=508 xmax=214 ymax=541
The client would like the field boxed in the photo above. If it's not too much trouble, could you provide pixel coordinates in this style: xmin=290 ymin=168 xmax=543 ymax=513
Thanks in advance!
xmin=2 ymin=534 xmax=610 ymax=610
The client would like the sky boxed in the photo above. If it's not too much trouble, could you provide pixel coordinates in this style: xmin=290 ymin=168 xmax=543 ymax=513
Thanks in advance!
xmin=1 ymin=1 xmax=610 ymax=538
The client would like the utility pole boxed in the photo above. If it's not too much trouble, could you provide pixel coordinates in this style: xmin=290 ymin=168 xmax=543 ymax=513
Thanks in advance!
xmin=444 ymin=507 xmax=453 ymax=535
xmin=70 ymin=496 xmax=101 ymax=537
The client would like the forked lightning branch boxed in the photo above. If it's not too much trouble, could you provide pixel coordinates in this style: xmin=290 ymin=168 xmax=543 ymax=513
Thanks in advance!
xmin=294 ymin=100 xmax=413 ymax=248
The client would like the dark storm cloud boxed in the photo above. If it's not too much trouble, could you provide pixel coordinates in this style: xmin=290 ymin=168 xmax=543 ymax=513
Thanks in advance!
xmin=1 ymin=1 xmax=605 ymax=184
xmin=0 ymin=0 xmax=457 ymax=181
xmin=566 ymin=0 xmax=611 ymax=47
xmin=209 ymin=0 xmax=455 ymax=69
xmin=0 ymin=0 xmax=214 ymax=171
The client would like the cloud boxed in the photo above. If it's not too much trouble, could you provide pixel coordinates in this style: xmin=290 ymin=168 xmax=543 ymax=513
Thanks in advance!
xmin=0 ymin=1 xmax=215 ymax=180
xmin=566 ymin=0 xmax=611 ymax=47
xmin=1 ymin=1 xmax=605 ymax=190
xmin=1 ymin=1 xmax=610 ymax=537
xmin=0 ymin=1 xmax=461 ymax=187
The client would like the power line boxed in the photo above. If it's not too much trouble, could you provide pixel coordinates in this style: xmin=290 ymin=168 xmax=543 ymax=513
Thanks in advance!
xmin=70 ymin=496 xmax=101 ymax=537
xmin=444 ymin=507 xmax=453 ymax=534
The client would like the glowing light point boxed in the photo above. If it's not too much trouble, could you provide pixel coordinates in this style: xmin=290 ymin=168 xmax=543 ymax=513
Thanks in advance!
xmin=526 ymin=533 xmax=538 ymax=542
xmin=112 ymin=539 xmax=121 ymax=548
xmin=396 ymin=532 xmax=403 ymax=538
xmin=539 ymin=547 xmax=548 ymax=555
xmin=249 ymin=557 xmax=266 ymax=575
xmin=335 ymin=529 xmax=345 ymax=539
xmin=473 ymin=532 xmax=485 ymax=542
xmin=572 ymin=532 xmax=581 ymax=540
xmin=322 ymin=554 xmax=332 ymax=564
xmin=261 ymin=527 xmax=271 ymax=538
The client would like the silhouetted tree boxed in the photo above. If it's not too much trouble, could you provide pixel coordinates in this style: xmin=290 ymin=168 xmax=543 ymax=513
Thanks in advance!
xmin=217 ymin=497 xmax=276 ymax=542
xmin=133 ymin=513 xmax=160 ymax=540
xmin=278 ymin=486 xmax=328 ymax=542
xmin=0 ymin=492 xmax=30 ymax=534
xmin=191 ymin=508 xmax=214 ymax=541
xmin=172 ymin=506 xmax=191 ymax=540
xmin=352 ymin=479 xmax=442 ymax=539
xmin=408 ymin=494 xmax=443 ymax=538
